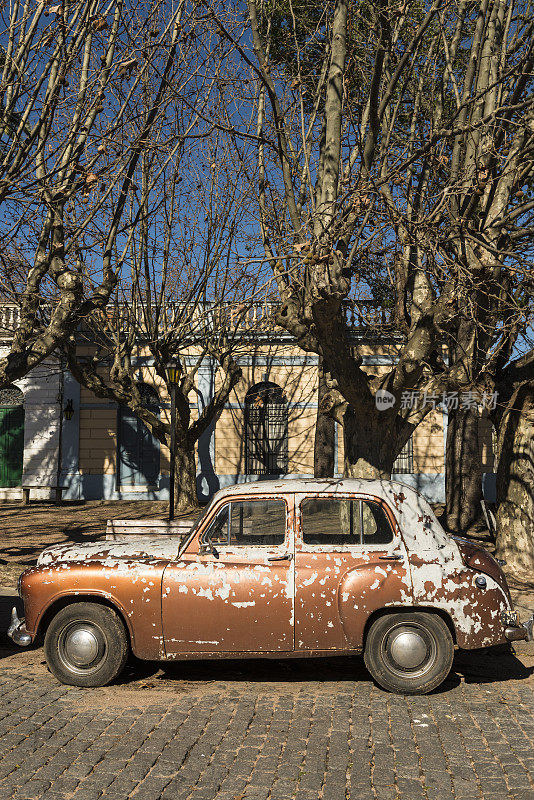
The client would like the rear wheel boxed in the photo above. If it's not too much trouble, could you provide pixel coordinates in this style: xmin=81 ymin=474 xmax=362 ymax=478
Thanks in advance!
xmin=44 ymin=602 xmax=129 ymax=687
xmin=364 ymin=612 xmax=454 ymax=694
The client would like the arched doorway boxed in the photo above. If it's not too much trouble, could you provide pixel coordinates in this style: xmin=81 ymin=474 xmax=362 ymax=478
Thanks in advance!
xmin=0 ymin=385 xmax=24 ymax=487
xmin=118 ymin=385 xmax=160 ymax=487
xmin=245 ymin=382 xmax=288 ymax=476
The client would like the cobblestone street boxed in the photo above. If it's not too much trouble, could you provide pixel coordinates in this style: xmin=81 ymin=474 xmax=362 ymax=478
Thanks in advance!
xmin=0 ymin=597 xmax=532 ymax=800
xmin=1 ymin=505 xmax=533 ymax=800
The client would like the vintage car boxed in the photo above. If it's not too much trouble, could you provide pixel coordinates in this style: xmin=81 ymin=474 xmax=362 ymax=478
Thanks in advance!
xmin=8 ymin=479 xmax=533 ymax=694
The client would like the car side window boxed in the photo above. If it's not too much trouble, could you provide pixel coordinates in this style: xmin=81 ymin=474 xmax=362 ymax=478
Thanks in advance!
xmin=301 ymin=498 xmax=393 ymax=546
xmin=361 ymin=502 xmax=393 ymax=544
xmin=203 ymin=500 xmax=286 ymax=546
xmin=300 ymin=498 xmax=357 ymax=544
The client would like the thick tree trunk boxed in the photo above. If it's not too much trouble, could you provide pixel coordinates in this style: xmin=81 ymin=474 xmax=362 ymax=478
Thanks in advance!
xmin=495 ymin=383 xmax=534 ymax=576
xmin=314 ymin=362 xmax=335 ymax=477
xmin=445 ymin=405 xmax=482 ymax=533
xmin=343 ymin=406 xmax=396 ymax=479
xmin=174 ymin=440 xmax=199 ymax=513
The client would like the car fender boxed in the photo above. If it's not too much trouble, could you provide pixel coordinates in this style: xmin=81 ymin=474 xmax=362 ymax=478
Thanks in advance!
xmin=409 ymin=555 xmax=512 ymax=649
xmin=338 ymin=557 xmax=413 ymax=647
xmin=20 ymin=562 xmax=165 ymax=660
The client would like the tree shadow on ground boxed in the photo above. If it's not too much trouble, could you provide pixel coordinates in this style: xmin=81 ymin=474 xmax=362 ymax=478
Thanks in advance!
xmin=0 ymin=500 xmax=172 ymax=568
xmin=0 ymin=596 xmax=23 ymax=660
xmin=116 ymin=645 xmax=532 ymax=692
xmin=451 ymin=643 xmax=533 ymax=684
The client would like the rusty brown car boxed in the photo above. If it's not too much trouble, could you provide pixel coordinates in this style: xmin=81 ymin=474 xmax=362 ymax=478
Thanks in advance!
xmin=8 ymin=479 xmax=533 ymax=694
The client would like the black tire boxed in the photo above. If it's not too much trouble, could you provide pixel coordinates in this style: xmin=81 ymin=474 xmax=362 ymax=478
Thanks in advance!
xmin=44 ymin=602 xmax=129 ymax=687
xmin=364 ymin=612 xmax=454 ymax=695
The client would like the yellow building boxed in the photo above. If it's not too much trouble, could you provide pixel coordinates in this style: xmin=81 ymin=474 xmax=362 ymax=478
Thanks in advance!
xmin=0 ymin=305 xmax=495 ymax=503
xmin=66 ymin=335 xmax=493 ymax=505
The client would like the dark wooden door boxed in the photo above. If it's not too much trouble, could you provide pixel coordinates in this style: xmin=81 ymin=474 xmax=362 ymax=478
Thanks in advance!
xmin=0 ymin=405 xmax=24 ymax=487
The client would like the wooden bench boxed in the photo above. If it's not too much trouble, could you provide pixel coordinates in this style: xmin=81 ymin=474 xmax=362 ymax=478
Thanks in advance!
xmin=21 ymin=485 xmax=68 ymax=505
xmin=105 ymin=518 xmax=196 ymax=541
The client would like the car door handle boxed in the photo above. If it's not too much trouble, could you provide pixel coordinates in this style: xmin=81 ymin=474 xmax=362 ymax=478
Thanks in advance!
xmin=268 ymin=553 xmax=293 ymax=561
xmin=379 ymin=554 xmax=403 ymax=560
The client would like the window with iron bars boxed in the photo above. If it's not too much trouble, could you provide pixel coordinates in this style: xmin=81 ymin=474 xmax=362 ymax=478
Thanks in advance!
xmin=245 ymin=383 xmax=289 ymax=476
xmin=392 ymin=436 xmax=413 ymax=474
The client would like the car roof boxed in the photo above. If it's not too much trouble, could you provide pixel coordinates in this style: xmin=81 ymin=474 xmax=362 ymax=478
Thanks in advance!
xmin=214 ymin=477 xmax=421 ymax=499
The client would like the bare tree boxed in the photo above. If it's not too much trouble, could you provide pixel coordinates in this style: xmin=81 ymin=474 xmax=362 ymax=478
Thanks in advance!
xmin=490 ymin=350 xmax=534 ymax=577
xmin=204 ymin=1 xmax=534 ymax=497
xmin=64 ymin=127 xmax=261 ymax=512
xmin=0 ymin=0 xmax=215 ymax=386
xmin=314 ymin=357 xmax=335 ymax=477
xmin=445 ymin=405 xmax=483 ymax=533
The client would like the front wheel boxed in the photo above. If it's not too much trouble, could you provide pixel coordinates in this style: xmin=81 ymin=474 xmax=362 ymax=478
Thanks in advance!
xmin=364 ymin=612 xmax=454 ymax=695
xmin=44 ymin=602 xmax=129 ymax=687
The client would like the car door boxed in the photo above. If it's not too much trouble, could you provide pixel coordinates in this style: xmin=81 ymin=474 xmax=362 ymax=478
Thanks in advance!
xmin=294 ymin=493 xmax=412 ymax=651
xmin=162 ymin=495 xmax=295 ymax=654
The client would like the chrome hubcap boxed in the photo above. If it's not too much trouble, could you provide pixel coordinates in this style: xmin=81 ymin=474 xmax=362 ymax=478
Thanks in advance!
xmin=58 ymin=622 xmax=106 ymax=674
xmin=65 ymin=627 xmax=100 ymax=666
xmin=382 ymin=622 xmax=436 ymax=678
xmin=389 ymin=630 xmax=428 ymax=669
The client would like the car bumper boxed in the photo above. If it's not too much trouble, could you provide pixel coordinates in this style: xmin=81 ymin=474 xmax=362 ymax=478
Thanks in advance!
xmin=7 ymin=607 xmax=33 ymax=647
xmin=504 ymin=613 xmax=534 ymax=643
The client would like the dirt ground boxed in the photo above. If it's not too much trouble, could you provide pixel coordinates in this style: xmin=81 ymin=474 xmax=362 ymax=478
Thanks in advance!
xmin=0 ymin=500 xmax=195 ymax=587
xmin=0 ymin=498 xmax=532 ymax=615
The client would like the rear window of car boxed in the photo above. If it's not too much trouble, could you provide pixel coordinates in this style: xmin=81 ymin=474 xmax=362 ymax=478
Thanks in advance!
xmin=301 ymin=498 xmax=393 ymax=546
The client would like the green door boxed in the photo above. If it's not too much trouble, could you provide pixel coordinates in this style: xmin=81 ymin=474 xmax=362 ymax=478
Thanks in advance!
xmin=0 ymin=405 xmax=24 ymax=487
